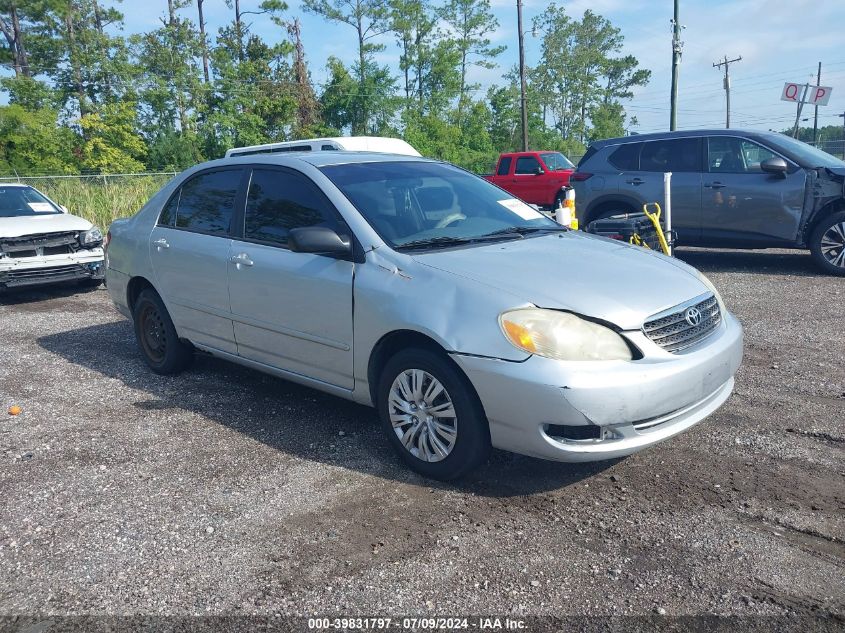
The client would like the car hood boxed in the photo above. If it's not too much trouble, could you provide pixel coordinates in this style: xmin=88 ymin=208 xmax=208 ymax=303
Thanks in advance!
xmin=412 ymin=232 xmax=709 ymax=330
xmin=0 ymin=213 xmax=92 ymax=238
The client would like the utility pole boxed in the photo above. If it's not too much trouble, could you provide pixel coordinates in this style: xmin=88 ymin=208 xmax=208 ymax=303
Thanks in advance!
xmin=813 ymin=62 xmax=822 ymax=145
xmin=839 ymin=112 xmax=845 ymax=159
xmin=669 ymin=0 xmax=684 ymax=131
xmin=792 ymin=80 xmax=812 ymax=138
xmin=517 ymin=0 xmax=529 ymax=151
xmin=713 ymin=55 xmax=742 ymax=128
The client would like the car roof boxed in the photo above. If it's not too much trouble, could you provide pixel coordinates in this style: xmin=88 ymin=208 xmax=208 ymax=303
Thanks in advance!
xmin=196 ymin=151 xmax=436 ymax=171
xmin=0 ymin=182 xmax=32 ymax=188
xmin=589 ymin=128 xmax=779 ymax=149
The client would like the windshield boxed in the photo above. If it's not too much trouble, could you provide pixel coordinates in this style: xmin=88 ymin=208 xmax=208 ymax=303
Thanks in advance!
xmin=540 ymin=152 xmax=575 ymax=171
xmin=0 ymin=186 xmax=61 ymax=217
xmin=320 ymin=161 xmax=559 ymax=249
xmin=762 ymin=134 xmax=845 ymax=169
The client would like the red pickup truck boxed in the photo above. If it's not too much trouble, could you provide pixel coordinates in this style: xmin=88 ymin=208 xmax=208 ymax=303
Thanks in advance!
xmin=484 ymin=151 xmax=575 ymax=209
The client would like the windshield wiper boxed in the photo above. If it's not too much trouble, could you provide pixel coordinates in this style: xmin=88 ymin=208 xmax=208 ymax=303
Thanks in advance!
xmin=481 ymin=225 xmax=569 ymax=238
xmin=396 ymin=236 xmax=478 ymax=250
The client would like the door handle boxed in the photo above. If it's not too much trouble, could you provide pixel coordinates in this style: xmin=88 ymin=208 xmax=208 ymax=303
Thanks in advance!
xmin=704 ymin=182 xmax=726 ymax=189
xmin=153 ymin=238 xmax=169 ymax=249
xmin=625 ymin=178 xmax=644 ymax=185
xmin=229 ymin=252 xmax=254 ymax=267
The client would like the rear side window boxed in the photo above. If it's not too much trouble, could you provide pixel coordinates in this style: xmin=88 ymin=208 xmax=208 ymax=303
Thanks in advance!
xmin=496 ymin=157 xmax=512 ymax=175
xmin=578 ymin=146 xmax=598 ymax=167
xmin=640 ymin=138 xmax=701 ymax=173
xmin=608 ymin=143 xmax=641 ymax=170
xmin=515 ymin=156 xmax=540 ymax=175
xmin=174 ymin=169 xmax=242 ymax=235
xmin=244 ymin=169 xmax=337 ymax=247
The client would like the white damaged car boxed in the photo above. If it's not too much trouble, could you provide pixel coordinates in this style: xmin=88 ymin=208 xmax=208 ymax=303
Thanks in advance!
xmin=0 ymin=183 xmax=105 ymax=291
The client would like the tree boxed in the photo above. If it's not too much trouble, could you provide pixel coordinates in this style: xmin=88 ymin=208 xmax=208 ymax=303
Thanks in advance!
xmin=438 ymin=0 xmax=504 ymax=118
xmin=0 ymin=104 xmax=78 ymax=174
xmin=0 ymin=0 xmax=33 ymax=76
xmin=79 ymin=100 xmax=146 ymax=173
xmin=303 ymin=0 xmax=390 ymax=134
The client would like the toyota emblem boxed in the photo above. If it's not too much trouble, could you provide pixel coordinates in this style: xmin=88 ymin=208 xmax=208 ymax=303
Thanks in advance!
xmin=684 ymin=307 xmax=702 ymax=327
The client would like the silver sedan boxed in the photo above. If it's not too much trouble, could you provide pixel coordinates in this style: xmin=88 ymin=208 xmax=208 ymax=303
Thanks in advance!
xmin=106 ymin=152 xmax=743 ymax=480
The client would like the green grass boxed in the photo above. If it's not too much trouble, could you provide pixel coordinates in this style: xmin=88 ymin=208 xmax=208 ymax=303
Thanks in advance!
xmin=16 ymin=175 xmax=174 ymax=230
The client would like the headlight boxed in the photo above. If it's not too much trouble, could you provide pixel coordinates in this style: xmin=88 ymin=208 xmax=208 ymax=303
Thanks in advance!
xmin=79 ymin=227 xmax=103 ymax=247
xmin=696 ymin=271 xmax=725 ymax=310
xmin=499 ymin=308 xmax=633 ymax=361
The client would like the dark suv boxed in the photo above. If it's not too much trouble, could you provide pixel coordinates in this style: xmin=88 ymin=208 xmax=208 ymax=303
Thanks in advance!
xmin=572 ymin=129 xmax=845 ymax=275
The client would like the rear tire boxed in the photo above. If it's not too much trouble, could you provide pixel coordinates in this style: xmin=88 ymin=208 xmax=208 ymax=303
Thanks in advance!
xmin=132 ymin=288 xmax=194 ymax=374
xmin=377 ymin=348 xmax=491 ymax=480
xmin=809 ymin=211 xmax=845 ymax=276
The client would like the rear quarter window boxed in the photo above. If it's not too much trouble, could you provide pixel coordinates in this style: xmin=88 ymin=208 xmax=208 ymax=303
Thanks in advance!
xmin=608 ymin=143 xmax=642 ymax=170
xmin=496 ymin=156 xmax=512 ymax=175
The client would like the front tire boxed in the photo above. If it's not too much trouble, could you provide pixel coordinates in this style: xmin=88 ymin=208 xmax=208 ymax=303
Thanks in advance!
xmin=809 ymin=211 xmax=845 ymax=276
xmin=132 ymin=288 xmax=194 ymax=374
xmin=377 ymin=348 xmax=491 ymax=480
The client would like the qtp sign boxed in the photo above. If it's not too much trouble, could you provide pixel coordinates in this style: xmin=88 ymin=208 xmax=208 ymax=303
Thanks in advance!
xmin=781 ymin=82 xmax=833 ymax=106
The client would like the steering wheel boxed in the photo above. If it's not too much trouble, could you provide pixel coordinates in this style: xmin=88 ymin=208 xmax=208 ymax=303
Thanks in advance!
xmin=435 ymin=212 xmax=466 ymax=229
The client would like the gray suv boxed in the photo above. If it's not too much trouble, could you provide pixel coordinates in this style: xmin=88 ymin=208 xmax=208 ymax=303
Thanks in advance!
xmin=572 ymin=129 xmax=845 ymax=275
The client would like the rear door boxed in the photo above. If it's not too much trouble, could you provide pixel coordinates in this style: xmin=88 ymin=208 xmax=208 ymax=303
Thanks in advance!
xmin=700 ymin=136 xmax=806 ymax=245
xmin=623 ymin=138 xmax=703 ymax=243
xmin=227 ymin=167 xmax=355 ymax=389
xmin=148 ymin=168 xmax=244 ymax=354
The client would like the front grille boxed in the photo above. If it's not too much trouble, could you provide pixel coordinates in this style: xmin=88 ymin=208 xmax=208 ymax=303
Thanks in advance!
xmin=643 ymin=294 xmax=721 ymax=353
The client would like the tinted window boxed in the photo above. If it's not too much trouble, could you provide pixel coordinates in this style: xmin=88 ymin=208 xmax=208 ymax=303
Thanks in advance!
xmin=515 ymin=156 xmax=541 ymax=175
xmin=272 ymin=145 xmax=311 ymax=153
xmin=608 ymin=143 xmax=641 ymax=170
xmin=175 ymin=169 xmax=241 ymax=235
xmin=496 ymin=156 xmax=512 ymax=175
xmin=708 ymin=137 xmax=779 ymax=173
xmin=578 ymin=146 xmax=598 ymax=167
xmin=158 ymin=190 xmax=179 ymax=226
xmin=244 ymin=169 xmax=335 ymax=246
xmin=321 ymin=144 xmax=337 ymax=151
xmin=640 ymin=138 xmax=701 ymax=173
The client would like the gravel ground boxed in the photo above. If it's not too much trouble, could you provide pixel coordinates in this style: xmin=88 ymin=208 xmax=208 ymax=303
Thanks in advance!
xmin=0 ymin=247 xmax=843 ymax=629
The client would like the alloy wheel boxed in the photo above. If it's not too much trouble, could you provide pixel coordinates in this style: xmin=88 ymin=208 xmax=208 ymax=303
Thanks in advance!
xmin=820 ymin=221 xmax=845 ymax=268
xmin=388 ymin=369 xmax=458 ymax=463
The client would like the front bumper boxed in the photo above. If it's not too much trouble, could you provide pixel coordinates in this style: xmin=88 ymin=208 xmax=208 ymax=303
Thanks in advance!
xmin=0 ymin=249 xmax=105 ymax=288
xmin=451 ymin=311 xmax=743 ymax=462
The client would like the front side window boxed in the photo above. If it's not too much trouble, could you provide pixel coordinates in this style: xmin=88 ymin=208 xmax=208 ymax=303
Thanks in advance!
xmin=515 ymin=156 xmax=541 ymax=175
xmin=244 ymin=169 xmax=336 ymax=246
xmin=174 ymin=169 xmax=241 ymax=235
xmin=708 ymin=137 xmax=778 ymax=173
xmin=640 ymin=138 xmax=701 ymax=173
xmin=321 ymin=161 xmax=559 ymax=249
xmin=0 ymin=187 xmax=61 ymax=217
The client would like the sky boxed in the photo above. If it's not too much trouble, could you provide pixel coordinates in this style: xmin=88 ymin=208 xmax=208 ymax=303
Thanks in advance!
xmin=14 ymin=0 xmax=845 ymax=137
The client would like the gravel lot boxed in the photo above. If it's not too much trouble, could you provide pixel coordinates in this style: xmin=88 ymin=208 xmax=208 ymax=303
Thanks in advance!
xmin=0 ymin=247 xmax=843 ymax=628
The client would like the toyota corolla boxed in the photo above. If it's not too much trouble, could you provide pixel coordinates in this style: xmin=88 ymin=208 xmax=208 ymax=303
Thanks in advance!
xmin=105 ymin=152 xmax=743 ymax=480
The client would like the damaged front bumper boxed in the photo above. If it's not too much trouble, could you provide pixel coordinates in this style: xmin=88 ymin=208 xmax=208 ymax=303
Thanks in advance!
xmin=450 ymin=310 xmax=743 ymax=463
xmin=0 ymin=249 xmax=105 ymax=288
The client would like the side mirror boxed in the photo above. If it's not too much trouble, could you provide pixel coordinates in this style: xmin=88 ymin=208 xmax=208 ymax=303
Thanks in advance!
xmin=59 ymin=205 xmax=69 ymax=213
xmin=288 ymin=226 xmax=352 ymax=257
xmin=760 ymin=157 xmax=788 ymax=176
xmin=535 ymin=165 xmax=545 ymax=175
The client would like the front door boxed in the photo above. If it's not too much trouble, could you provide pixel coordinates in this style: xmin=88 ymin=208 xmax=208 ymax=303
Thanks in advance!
xmin=700 ymin=136 xmax=806 ymax=246
xmin=509 ymin=154 xmax=543 ymax=203
xmin=227 ymin=167 xmax=355 ymax=389
xmin=148 ymin=168 xmax=244 ymax=354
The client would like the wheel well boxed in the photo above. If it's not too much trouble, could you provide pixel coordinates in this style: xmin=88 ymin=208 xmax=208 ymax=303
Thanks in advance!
xmin=805 ymin=199 xmax=845 ymax=243
xmin=584 ymin=200 xmax=638 ymax=225
xmin=367 ymin=330 xmax=453 ymax=406
xmin=126 ymin=276 xmax=155 ymax=313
